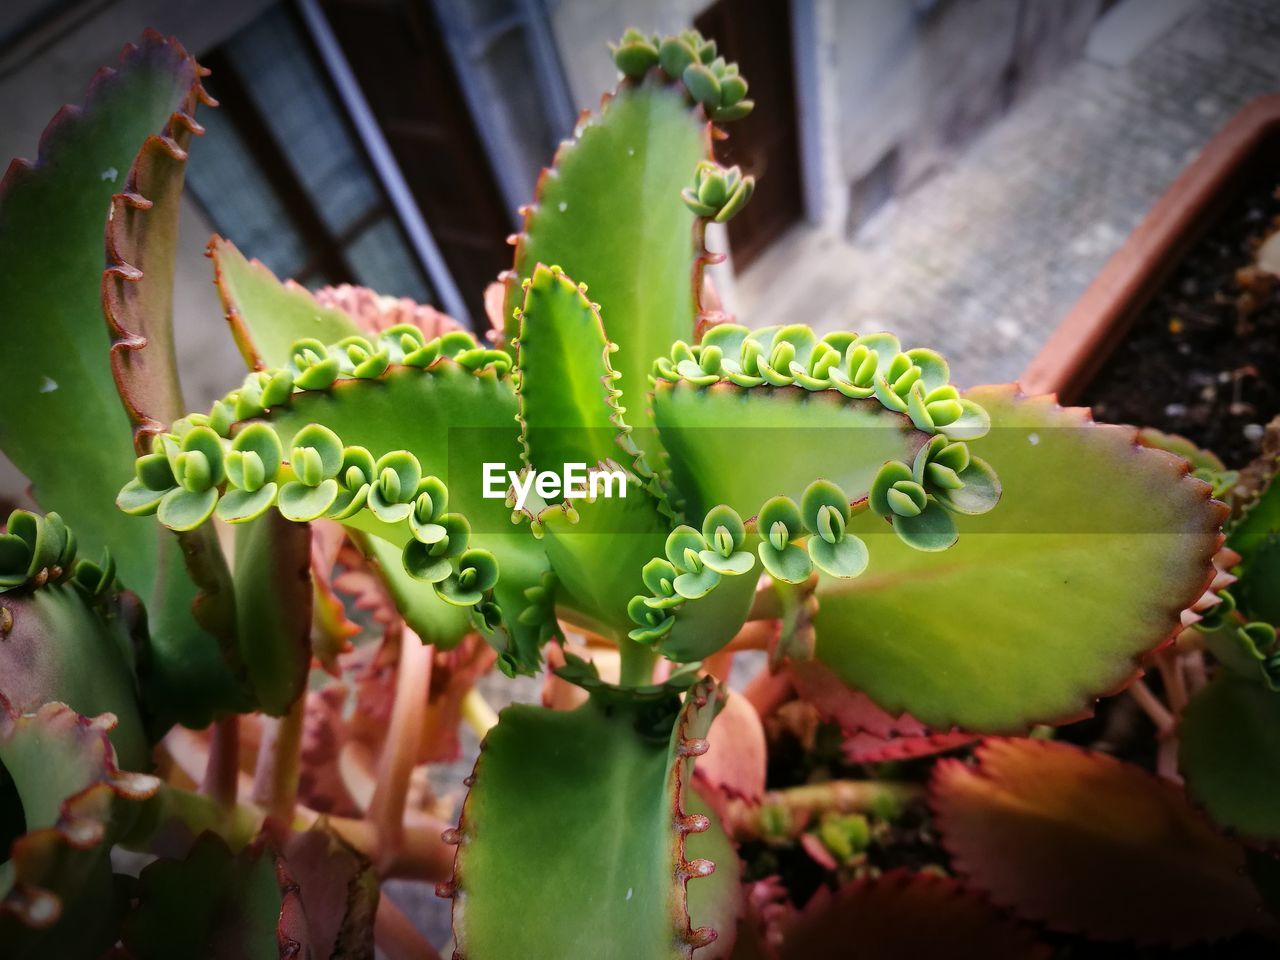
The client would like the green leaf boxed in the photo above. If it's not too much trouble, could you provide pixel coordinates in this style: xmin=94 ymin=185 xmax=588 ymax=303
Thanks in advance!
xmin=226 ymin=361 xmax=554 ymax=673
xmin=653 ymin=381 xmax=928 ymax=522
xmin=890 ymin=501 xmax=957 ymax=552
xmin=0 ymin=32 xmax=243 ymax=728
xmin=0 ymin=33 xmax=191 ymax=552
xmin=505 ymin=77 xmax=709 ymax=458
xmin=206 ymin=240 xmax=548 ymax=667
xmin=1198 ymin=618 xmax=1277 ymax=686
xmin=156 ymin=486 xmax=218 ymax=531
xmin=932 ymin=456 xmax=1001 ymax=516
xmin=277 ymin=479 xmax=338 ymax=522
xmin=1238 ymin=536 xmax=1280 ymax=625
xmin=1226 ymin=451 xmax=1280 ymax=623
xmin=449 ymin=679 xmax=738 ymax=958
xmin=808 ymin=534 xmax=869 ymax=579
xmin=538 ymin=475 xmax=671 ymax=638
xmin=209 ymin=235 xmax=358 ymax=369
xmin=0 ymin=702 xmax=159 ymax=958
xmin=215 ymin=484 xmax=278 ymax=523
xmin=1180 ymin=673 xmax=1280 ymax=841
xmin=102 ymin=51 xmax=198 ymax=448
xmin=515 ymin=263 xmax=632 ymax=476
xmin=232 ymin=513 xmax=312 ymax=717
xmin=120 ymin=832 xmax=289 ymax=960
xmin=653 ymin=566 xmax=757 ymax=662
xmin=254 ymin=363 xmax=519 ymax=545
xmin=758 ymin=540 xmax=812 ymax=584
xmin=814 ymin=387 xmax=1226 ymax=732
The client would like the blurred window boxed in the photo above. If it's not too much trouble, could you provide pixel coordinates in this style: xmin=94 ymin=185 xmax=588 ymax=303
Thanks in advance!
xmin=186 ymin=3 xmax=434 ymax=303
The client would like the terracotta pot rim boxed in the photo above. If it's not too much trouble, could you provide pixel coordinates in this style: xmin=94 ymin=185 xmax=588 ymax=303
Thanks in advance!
xmin=1020 ymin=93 xmax=1280 ymax=402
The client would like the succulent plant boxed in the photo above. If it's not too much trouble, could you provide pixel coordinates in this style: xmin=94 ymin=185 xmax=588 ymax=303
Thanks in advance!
xmin=0 ymin=23 xmax=1274 ymax=960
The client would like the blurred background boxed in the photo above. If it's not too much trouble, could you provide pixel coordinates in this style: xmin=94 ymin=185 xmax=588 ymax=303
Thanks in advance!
xmin=3 ymin=0 xmax=1278 ymax=414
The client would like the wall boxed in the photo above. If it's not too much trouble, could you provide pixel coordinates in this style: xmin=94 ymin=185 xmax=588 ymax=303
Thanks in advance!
xmin=548 ymin=0 xmax=714 ymax=112
xmin=0 ymin=0 xmax=274 ymax=500
xmin=830 ymin=0 xmax=1105 ymax=235
xmin=547 ymin=0 xmax=1105 ymax=248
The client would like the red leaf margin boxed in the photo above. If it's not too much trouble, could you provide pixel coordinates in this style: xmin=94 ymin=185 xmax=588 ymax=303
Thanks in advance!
xmin=930 ymin=737 xmax=1270 ymax=948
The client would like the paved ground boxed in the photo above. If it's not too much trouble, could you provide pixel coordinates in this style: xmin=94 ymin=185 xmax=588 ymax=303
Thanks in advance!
xmin=736 ymin=0 xmax=1280 ymax=389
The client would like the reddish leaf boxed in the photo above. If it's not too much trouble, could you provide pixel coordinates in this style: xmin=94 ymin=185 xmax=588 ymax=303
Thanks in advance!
xmin=729 ymin=877 xmax=792 ymax=960
xmin=771 ymin=870 xmax=1047 ymax=960
xmin=932 ymin=738 xmax=1266 ymax=947
xmin=421 ymin=633 xmax=496 ymax=764
xmin=332 ymin=541 xmax=398 ymax=628
xmin=345 ymin=629 xmax=398 ymax=750
xmin=278 ymin=824 xmax=378 ymax=959
xmin=843 ymin=730 xmax=976 ymax=764
xmin=699 ymin=690 xmax=767 ymax=803
xmin=346 ymin=628 xmax=493 ymax=767
xmin=295 ymin=686 xmax=360 ymax=817
xmin=314 ymin=283 xmax=463 ymax=339
xmin=790 ymin=660 xmax=974 ymax=762
xmin=789 ymin=661 xmax=911 ymax=736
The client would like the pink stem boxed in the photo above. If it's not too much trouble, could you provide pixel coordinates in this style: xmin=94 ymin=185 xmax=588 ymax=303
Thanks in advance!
xmin=1183 ymin=650 xmax=1208 ymax=695
xmin=743 ymin=664 xmax=794 ymax=720
xmin=202 ymin=715 xmax=241 ymax=809
xmin=1157 ymin=737 xmax=1183 ymax=783
xmin=1157 ymin=650 xmax=1189 ymax=714
xmin=1128 ymin=679 xmax=1174 ymax=735
xmin=726 ymin=619 xmax=776 ymax=651
xmin=374 ymin=891 xmax=442 ymax=960
xmin=368 ymin=626 xmax=433 ymax=872
xmin=251 ymin=693 xmax=305 ymax=822
xmin=702 ymin=648 xmax=735 ymax=681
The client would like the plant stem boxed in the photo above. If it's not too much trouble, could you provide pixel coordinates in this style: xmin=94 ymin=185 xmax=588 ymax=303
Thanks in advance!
xmin=1157 ymin=737 xmax=1183 ymax=783
xmin=1184 ymin=650 xmax=1208 ymax=695
xmin=702 ymin=648 xmax=735 ymax=681
xmin=727 ymin=619 xmax=776 ymax=651
xmin=726 ymin=780 xmax=924 ymax=840
xmin=251 ymin=693 xmax=305 ymax=822
xmin=374 ymin=891 xmax=443 ymax=960
xmin=748 ymin=573 xmax=818 ymax=622
xmin=618 ymin=634 xmax=658 ymax=687
xmin=743 ymin=663 xmax=794 ymax=720
xmin=460 ymin=687 xmax=499 ymax=738
xmin=1157 ymin=650 xmax=1189 ymax=714
xmin=369 ymin=627 xmax=432 ymax=872
xmin=202 ymin=715 xmax=241 ymax=809
xmin=1128 ymin=679 xmax=1174 ymax=735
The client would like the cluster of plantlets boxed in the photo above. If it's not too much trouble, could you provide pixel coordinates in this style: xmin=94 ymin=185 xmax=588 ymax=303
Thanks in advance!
xmin=0 ymin=24 xmax=1277 ymax=960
